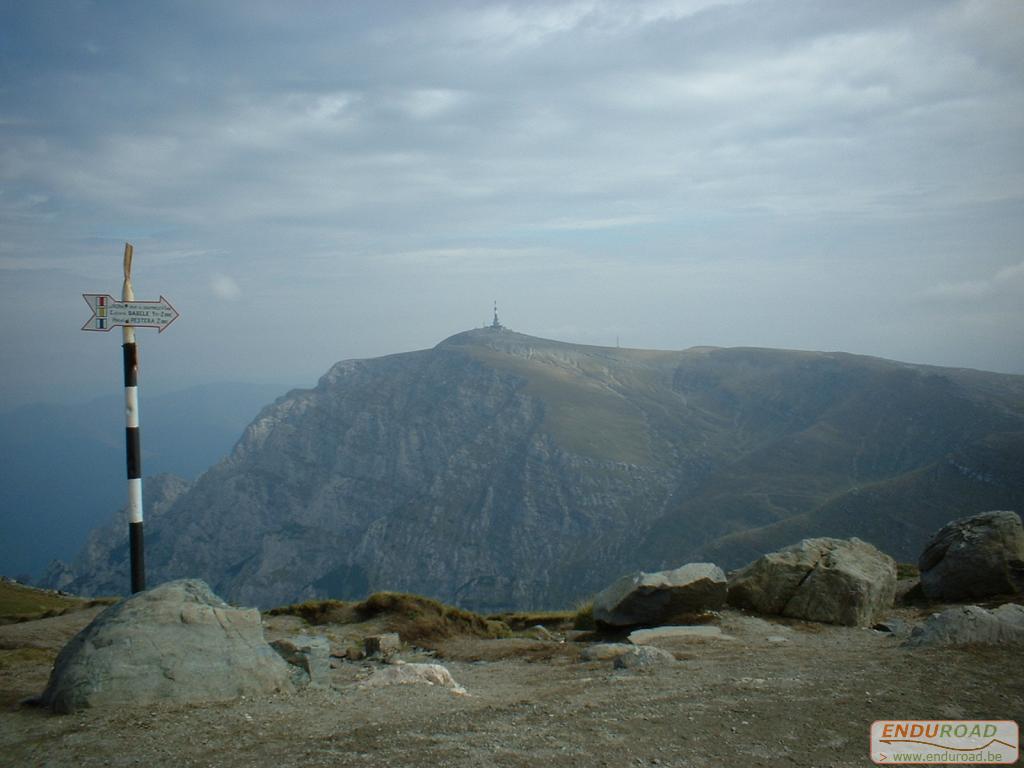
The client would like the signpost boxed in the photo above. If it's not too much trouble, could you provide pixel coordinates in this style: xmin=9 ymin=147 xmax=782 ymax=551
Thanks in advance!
xmin=81 ymin=295 xmax=178 ymax=333
xmin=81 ymin=243 xmax=178 ymax=594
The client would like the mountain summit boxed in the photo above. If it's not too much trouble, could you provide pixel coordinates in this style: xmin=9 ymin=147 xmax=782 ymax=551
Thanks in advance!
xmin=53 ymin=328 xmax=1024 ymax=609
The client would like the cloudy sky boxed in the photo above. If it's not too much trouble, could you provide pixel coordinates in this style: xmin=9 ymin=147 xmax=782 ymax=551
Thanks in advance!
xmin=1 ymin=0 xmax=1022 ymax=408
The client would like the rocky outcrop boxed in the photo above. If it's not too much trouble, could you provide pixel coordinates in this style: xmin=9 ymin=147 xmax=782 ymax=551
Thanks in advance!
xmin=40 ymin=579 xmax=294 ymax=713
xmin=904 ymin=604 xmax=1024 ymax=648
xmin=593 ymin=563 xmax=727 ymax=627
xmin=918 ymin=511 xmax=1024 ymax=601
xmin=727 ymin=538 xmax=896 ymax=627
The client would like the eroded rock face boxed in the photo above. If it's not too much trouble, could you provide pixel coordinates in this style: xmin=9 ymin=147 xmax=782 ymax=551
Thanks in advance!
xmin=593 ymin=563 xmax=727 ymax=627
xmin=904 ymin=604 xmax=1024 ymax=648
xmin=40 ymin=579 xmax=294 ymax=713
xmin=918 ymin=511 xmax=1024 ymax=601
xmin=727 ymin=538 xmax=896 ymax=627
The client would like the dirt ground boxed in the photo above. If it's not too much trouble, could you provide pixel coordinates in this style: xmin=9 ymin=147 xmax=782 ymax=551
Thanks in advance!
xmin=1 ymin=605 xmax=1021 ymax=768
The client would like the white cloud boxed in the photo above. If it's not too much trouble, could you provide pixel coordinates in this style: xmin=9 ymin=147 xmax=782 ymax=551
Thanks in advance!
xmin=920 ymin=261 xmax=1024 ymax=302
xmin=541 ymin=214 xmax=660 ymax=230
xmin=210 ymin=273 xmax=242 ymax=301
xmin=995 ymin=261 xmax=1024 ymax=284
xmin=389 ymin=89 xmax=467 ymax=120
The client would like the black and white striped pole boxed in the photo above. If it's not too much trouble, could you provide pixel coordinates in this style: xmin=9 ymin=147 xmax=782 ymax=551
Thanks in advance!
xmin=82 ymin=242 xmax=179 ymax=594
xmin=122 ymin=243 xmax=145 ymax=593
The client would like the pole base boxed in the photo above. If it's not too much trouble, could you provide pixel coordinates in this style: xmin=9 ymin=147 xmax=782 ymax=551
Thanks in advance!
xmin=129 ymin=521 xmax=145 ymax=593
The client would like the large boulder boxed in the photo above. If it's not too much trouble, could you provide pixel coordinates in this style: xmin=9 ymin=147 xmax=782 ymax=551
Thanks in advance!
xmin=918 ymin=511 xmax=1024 ymax=601
xmin=727 ymin=537 xmax=896 ymax=627
xmin=904 ymin=604 xmax=1024 ymax=648
xmin=40 ymin=579 xmax=295 ymax=713
xmin=593 ymin=563 xmax=727 ymax=627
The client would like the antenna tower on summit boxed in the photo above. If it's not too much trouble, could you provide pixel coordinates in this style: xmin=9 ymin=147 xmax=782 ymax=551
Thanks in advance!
xmin=491 ymin=301 xmax=503 ymax=330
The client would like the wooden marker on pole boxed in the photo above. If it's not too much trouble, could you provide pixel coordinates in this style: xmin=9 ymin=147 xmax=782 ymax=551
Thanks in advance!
xmin=121 ymin=243 xmax=145 ymax=593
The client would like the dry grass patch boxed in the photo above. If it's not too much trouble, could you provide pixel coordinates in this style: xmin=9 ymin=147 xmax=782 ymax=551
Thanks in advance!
xmin=0 ymin=647 xmax=54 ymax=670
xmin=266 ymin=592 xmax=511 ymax=647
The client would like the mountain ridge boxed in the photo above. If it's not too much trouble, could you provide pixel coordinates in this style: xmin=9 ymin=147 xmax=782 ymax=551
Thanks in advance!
xmin=48 ymin=328 xmax=1024 ymax=609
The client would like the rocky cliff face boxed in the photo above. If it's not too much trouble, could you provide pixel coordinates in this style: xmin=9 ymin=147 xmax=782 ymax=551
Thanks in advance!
xmin=51 ymin=329 xmax=1024 ymax=610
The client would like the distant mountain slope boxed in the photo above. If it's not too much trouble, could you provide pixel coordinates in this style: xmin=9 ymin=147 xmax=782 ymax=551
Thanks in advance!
xmin=50 ymin=329 xmax=1024 ymax=610
xmin=0 ymin=382 xmax=286 ymax=579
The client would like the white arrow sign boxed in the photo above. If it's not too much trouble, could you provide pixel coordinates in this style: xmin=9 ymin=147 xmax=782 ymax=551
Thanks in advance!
xmin=82 ymin=294 xmax=180 ymax=333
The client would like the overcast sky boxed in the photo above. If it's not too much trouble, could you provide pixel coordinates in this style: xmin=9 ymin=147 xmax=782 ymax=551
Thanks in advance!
xmin=1 ymin=0 xmax=1022 ymax=408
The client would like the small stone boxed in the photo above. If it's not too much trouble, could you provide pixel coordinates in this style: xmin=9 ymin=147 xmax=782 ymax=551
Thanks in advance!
xmin=613 ymin=646 xmax=675 ymax=670
xmin=364 ymin=633 xmax=402 ymax=658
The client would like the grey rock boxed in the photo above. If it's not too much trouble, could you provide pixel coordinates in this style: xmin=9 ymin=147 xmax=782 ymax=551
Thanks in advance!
xmin=270 ymin=634 xmax=331 ymax=687
xmin=40 ymin=579 xmax=294 ymax=713
xmin=364 ymin=633 xmax=402 ymax=659
xmin=903 ymin=604 xmax=1024 ymax=648
xmin=918 ymin=511 xmax=1024 ymax=601
xmin=727 ymin=537 xmax=896 ymax=627
xmin=612 ymin=645 xmax=676 ymax=670
xmin=593 ymin=563 xmax=727 ymax=627
xmin=358 ymin=662 xmax=466 ymax=694
xmin=872 ymin=618 xmax=910 ymax=637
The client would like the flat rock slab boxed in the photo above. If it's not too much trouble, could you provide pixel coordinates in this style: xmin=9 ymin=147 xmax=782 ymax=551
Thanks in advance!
xmin=40 ymin=579 xmax=295 ymax=713
xmin=903 ymin=604 xmax=1024 ymax=648
xmin=628 ymin=625 xmax=735 ymax=645
xmin=594 ymin=563 xmax=727 ymax=627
